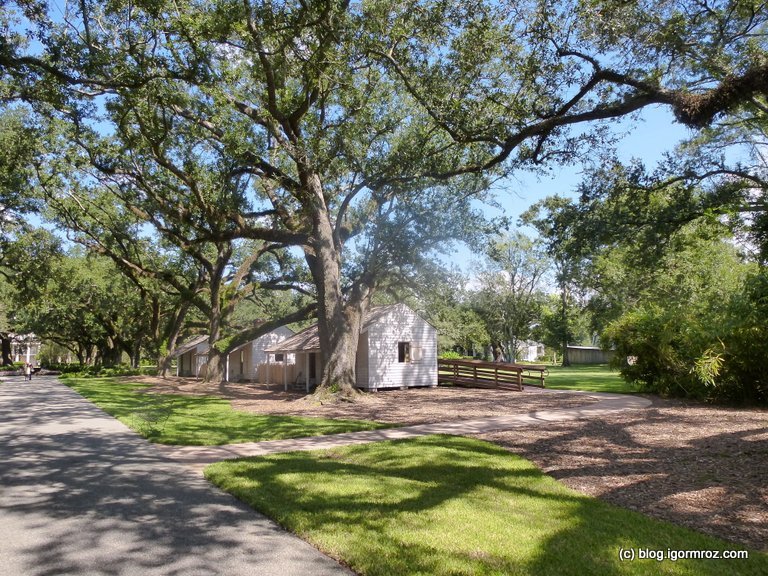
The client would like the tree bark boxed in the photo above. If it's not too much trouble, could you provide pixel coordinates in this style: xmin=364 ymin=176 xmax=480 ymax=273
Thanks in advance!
xmin=1 ymin=335 xmax=13 ymax=366
xmin=560 ymin=286 xmax=571 ymax=367
xmin=204 ymin=345 xmax=227 ymax=382
xmin=303 ymin=175 xmax=370 ymax=396
xmin=203 ymin=301 xmax=227 ymax=382
xmin=158 ymin=301 xmax=190 ymax=377
xmin=202 ymin=245 xmax=232 ymax=383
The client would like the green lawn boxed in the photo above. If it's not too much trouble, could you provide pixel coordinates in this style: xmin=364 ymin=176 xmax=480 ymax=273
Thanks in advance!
xmin=206 ymin=436 xmax=766 ymax=576
xmin=543 ymin=364 xmax=637 ymax=393
xmin=63 ymin=377 xmax=388 ymax=445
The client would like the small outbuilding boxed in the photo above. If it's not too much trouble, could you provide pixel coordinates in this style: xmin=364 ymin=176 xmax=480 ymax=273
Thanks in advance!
xmin=266 ymin=303 xmax=438 ymax=392
xmin=566 ymin=345 xmax=615 ymax=364
xmin=173 ymin=335 xmax=209 ymax=378
xmin=517 ymin=340 xmax=545 ymax=362
xmin=227 ymin=325 xmax=295 ymax=382
xmin=173 ymin=327 xmax=295 ymax=381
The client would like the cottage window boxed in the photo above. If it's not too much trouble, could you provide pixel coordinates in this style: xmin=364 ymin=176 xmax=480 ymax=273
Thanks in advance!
xmin=398 ymin=342 xmax=411 ymax=363
xmin=274 ymin=353 xmax=285 ymax=362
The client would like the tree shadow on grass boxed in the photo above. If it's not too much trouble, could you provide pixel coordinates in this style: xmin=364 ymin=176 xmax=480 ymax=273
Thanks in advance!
xmin=64 ymin=378 xmax=385 ymax=445
xmin=206 ymin=435 xmax=768 ymax=576
xmin=484 ymin=406 xmax=768 ymax=552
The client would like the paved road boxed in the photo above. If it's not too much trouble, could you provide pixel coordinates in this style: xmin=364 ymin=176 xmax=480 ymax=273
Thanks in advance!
xmin=0 ymin=376 xmax=353 ymax=576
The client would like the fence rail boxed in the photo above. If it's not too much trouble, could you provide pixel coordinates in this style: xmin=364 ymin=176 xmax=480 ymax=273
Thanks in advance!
xmin=437 ymin=359 xmax=548 ymax=391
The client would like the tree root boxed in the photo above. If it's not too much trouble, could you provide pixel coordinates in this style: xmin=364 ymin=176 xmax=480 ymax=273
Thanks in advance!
xmin=304 ymin=386 xmax=363 ymax=405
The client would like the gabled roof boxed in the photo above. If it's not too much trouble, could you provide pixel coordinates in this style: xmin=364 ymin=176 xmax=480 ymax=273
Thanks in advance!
xmin=170 ymin=335 xmax=209 ymax=358
xmin=266 ymin=304 xmax=428 ymax=354
xmin=229 ymin=324 xmax=296 ymax=353
xmin=266 ymin=324 xmax=321 ymax=353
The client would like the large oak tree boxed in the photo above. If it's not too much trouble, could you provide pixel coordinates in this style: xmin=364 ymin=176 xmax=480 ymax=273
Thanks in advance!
xmin=2 ymin=0 xmax=766 ymax=393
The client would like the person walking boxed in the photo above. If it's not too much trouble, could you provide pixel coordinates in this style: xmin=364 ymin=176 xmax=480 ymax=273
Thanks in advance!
xmin=24 ymin=363 xmax=32 ymax=381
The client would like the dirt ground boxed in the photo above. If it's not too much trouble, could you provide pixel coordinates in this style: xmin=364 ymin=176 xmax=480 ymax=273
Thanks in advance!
xmin=138 ymin=377 xmax=767 ymax=552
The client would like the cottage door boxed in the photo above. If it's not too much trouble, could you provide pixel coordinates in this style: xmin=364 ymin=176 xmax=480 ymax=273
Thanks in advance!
xmin=308 ymin=353 xmax=317 ymax=384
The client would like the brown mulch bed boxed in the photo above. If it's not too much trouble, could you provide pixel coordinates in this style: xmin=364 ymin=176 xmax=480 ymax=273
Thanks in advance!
xmin=135 ymin=376 xmax=597 ymax=424
xmin=134 ymin=377 xmax=767 ymax=552
xmin=480 ymin=398 xmax=768 ymax=553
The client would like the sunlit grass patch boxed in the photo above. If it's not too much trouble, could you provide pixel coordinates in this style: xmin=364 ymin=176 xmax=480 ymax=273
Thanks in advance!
xmin=544 ymin=364 xmax=636 ymax=393
xmin=64 ymin=377 xmax=387 ymax=445
xmin=206 ymin=436 xmax=766 ymax=576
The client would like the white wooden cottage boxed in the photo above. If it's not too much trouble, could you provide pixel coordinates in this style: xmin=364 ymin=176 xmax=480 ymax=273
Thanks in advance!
xmin=517 ymin=340 xmax=546 ymax=362
xmin=174 ymin=335 xmax=209 ymax=378
xmin=173 ymin=327 xmax=295 ymax=381
xmin=266 ymin=303 xmax=438 ymax=392
xmin=227 ymin=325 xmax=295 ymax=382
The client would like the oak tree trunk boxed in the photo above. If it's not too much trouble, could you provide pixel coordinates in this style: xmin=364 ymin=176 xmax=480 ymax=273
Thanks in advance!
xmin=1 ymin=335 xmax=13 ymax=366
xmin=560 ymin=286 xmax=571 ymax=367
xmin=303 ymin=174 xmax=370 ymax=396
xmin=202 ymin=246 xmax=232 ymax=383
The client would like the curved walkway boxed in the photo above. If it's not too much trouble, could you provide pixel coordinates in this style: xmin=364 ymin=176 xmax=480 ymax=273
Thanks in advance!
xmin=157 ymin=389 xmax=652 ymax=471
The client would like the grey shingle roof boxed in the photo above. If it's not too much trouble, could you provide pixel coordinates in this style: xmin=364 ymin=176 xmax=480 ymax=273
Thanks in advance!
xmin=170 ymin=335 xmax=209 ymax=357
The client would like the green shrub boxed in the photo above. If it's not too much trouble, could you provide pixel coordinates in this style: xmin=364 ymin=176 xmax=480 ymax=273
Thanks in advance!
xmin=438 ymin=350 xmax=466 ymax=360
xmin=55 ymin=364 xmax=158 ymax=379
xmin=606 ymin=305 xmax=708 ymax=399
xmin=715 ymin=272 xmax=768 ymax=403
xmin=0 ymin=363 xmax=23 ymax=372
xmin=606 ymin=272 xmax=768 ymax=405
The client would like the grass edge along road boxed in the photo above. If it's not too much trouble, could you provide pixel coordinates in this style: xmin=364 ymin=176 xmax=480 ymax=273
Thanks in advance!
xmin=62 ymin=376 xmax=388 ymax=445
xmin=205 ymin=435 xmax=766 ymax=576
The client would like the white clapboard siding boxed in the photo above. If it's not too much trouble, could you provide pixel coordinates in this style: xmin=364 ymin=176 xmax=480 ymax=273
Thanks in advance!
xmin=227 ymin=326 xmax=295 ymax=382
xmin=177 ymin=339 xmax=210 ymax=377
xmin=361 ymin=304 xmax=437 ymax=390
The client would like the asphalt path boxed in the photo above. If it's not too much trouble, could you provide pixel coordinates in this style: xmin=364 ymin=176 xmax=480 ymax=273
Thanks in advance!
xmin=0 ymin=375 xmax=353 ymax=576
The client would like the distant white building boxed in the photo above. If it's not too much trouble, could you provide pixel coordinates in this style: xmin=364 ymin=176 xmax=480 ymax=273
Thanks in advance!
xmin=10 ymin=333 xmax=41 ymax=365
xmin=516 ymin=341 xmax=545 ymax=362
xmin=267 ymin=303 xmax=438 ymax=392
xmin=173 ymin=335 xmax=209 ymax=378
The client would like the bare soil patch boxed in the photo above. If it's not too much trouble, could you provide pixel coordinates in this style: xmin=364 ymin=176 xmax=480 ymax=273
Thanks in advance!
xmin=133 ymin=376 xmax=767 ymax=551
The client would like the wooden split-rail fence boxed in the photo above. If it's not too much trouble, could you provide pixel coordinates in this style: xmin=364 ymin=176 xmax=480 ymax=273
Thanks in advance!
xmin=437 ymin=358 xmax=548 ymax=391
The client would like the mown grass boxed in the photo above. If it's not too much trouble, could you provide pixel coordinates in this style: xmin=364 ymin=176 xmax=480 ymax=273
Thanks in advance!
xmin=63 ymin=377 xmax=388 ymax=445
xmin=544 ymin=364 xmax=637 ymax=393
xmin=206 ymin=436 xmax=766 ymax=576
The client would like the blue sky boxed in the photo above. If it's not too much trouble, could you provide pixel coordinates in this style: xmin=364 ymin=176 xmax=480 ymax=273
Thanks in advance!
xmin=446 ymin=105 xmax=694 ymax=274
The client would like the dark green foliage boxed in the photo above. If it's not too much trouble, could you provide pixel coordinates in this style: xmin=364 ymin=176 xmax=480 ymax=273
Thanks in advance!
xmin=608 ymin=284 xmax=768 ymax=405
xmin=716 ymin=272 xmax=768 ymax=403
